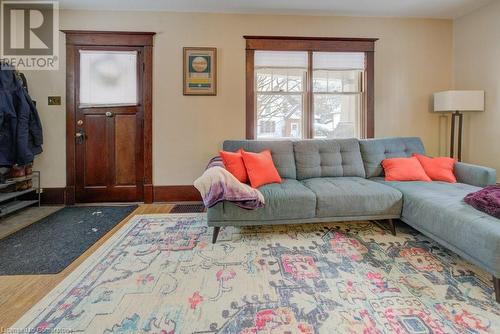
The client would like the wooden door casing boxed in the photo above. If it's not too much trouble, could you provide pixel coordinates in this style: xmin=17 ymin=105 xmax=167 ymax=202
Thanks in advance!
xmin=64 ymin=31 xmax=154 ymax=204
xmin=74 ymin=45 xmax=144 ymax=203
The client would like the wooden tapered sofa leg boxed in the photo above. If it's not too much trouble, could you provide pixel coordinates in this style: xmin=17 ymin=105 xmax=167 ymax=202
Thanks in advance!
xmin=494 ymin=276 xmax=500 ymax=303
xmin=212 ymin=226 xmax=221 ymax=244
xmin=388 ymin=219 xmax=396 ymax=236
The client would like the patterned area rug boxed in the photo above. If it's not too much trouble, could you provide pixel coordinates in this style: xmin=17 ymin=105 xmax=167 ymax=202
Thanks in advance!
xmin=13 ymin=213 xmax=500 ymax=333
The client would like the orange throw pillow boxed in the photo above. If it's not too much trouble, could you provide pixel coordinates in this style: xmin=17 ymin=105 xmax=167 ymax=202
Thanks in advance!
xmin=381 ymin=157 xmax=432 ymax=182
xmin=219 ymin=149 xmax=248 ymax=183
xmin=413 ymin=153 xmax=456 ymax=183
xmin=241 ymin=149 xmax=282 ymax=188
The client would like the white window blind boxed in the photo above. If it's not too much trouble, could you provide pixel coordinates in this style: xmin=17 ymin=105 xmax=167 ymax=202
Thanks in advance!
xmin=313 ymin=52 xmax=365 ymax=70
xmin=79 ymin=50 xmax=138 ymax=106
xmin=255 ymin=51 xmax=308 ymax=68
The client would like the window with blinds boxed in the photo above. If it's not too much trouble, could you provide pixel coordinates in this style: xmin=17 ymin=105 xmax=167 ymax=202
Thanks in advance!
xmin=253 ymin=50 xmax=366 ymax=139
xmin=255 ymin=51 xmax=307 ymax=138
xmin=313 ymin=52 xmax=365 ymax=139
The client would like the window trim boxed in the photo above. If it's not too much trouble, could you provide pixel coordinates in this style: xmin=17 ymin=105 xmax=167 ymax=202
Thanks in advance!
xmin=244 ymin=36 xmax=378 ymax=139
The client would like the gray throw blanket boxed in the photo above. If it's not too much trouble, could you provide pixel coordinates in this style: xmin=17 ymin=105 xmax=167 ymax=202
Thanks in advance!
xmin=193 ymin=157 xmax=265 ymax=210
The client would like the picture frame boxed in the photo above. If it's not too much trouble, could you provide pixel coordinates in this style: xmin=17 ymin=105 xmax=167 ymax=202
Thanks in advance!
xmin=183 ymin=47 xmax=217 ymax=96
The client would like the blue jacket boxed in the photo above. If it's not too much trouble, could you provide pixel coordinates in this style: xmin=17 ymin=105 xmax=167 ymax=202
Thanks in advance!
xmin=0 ymin=65 xmax=43 ymax=166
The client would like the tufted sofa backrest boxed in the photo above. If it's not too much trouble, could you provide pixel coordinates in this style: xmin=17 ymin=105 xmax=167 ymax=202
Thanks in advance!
xmin=293 ymin=139 xmax=365 ymax=180
xmin=222 ymin=137 xmax=426 ymax=180
xmin=223 ymin=140 xmax=297 ymax=179
xmin=359 ymin=137 xmax=426 ymax=178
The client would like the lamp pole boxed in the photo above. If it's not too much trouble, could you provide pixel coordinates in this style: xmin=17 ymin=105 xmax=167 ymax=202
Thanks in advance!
xmin=450 ymin=111 xmax=464 ymax=162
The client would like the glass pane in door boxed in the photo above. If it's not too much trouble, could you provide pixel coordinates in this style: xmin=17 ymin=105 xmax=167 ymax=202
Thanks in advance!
xmin=79 ymin=50 xmax=138 ymax=107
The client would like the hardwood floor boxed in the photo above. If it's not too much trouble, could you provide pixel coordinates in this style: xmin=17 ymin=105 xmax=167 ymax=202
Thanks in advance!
xmin=0 ymin=204 xmax=175 ymax=330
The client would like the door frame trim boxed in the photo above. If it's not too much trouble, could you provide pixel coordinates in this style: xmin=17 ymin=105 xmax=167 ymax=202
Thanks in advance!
xmin=63 ymin=30 xmax=155 ymax=204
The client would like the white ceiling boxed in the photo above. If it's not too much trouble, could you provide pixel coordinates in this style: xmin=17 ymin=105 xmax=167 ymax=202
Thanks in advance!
xmin=58 ymin=0 xmax=494 ymax=19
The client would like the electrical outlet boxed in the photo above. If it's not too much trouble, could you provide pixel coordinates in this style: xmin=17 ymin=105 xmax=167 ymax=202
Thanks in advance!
xmin=48 ymin=96 xmax=61 ymax=105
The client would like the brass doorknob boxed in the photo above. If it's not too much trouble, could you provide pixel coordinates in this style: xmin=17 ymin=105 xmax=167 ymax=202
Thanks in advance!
xmin=105 ymin=111 xmax=113 ymax=117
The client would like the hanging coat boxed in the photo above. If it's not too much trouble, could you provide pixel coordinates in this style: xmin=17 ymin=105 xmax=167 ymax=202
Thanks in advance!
xmin=0 ymin=63 xmax=43 ymax=166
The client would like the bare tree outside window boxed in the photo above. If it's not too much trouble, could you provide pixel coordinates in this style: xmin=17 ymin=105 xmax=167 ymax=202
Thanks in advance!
xmin=313 ymin=70 xmax=363 ymax=138
xmin=254 ymin=51 xmax=365 ymax=139
xmin=255 ymin=68 xmax=305 ymax=138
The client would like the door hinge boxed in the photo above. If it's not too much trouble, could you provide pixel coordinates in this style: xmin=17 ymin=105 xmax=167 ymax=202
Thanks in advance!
xmin=143 ymin=62 xmax=145 ymax=72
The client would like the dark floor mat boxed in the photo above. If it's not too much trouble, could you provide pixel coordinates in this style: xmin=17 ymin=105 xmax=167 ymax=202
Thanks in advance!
xmin=0 ymin=205 xmax=137 ymax=275
xmin=170 ymin=203 xmax=206 ymax=213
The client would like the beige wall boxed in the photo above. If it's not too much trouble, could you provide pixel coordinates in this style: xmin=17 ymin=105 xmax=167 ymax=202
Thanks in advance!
xmin=453 ymin=1 xmax=500 ymax=181
xmin=27 ymin=10 xmax=453 ymax=188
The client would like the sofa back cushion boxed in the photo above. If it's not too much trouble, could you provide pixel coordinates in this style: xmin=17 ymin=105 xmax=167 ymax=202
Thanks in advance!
xmin=293 ymin=139 xmax=365 ymax=180
xmin=223 ymin=140 xmax=296 ymax=179
xmin=359 ymin=137 xmax=425 ymax=178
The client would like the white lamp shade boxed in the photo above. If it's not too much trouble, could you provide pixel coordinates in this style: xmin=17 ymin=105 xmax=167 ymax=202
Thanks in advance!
xmin=434 ymin=90 xmax=484 ymax=112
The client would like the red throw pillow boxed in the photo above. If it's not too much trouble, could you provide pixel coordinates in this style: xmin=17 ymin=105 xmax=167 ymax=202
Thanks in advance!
xmin=381 ymin=157 xmax=432 ymax=182
xmin=413 ymin=153 xmax=457 ymax=183
xmin=241 ymin=149 xmax=282 ymax=188
xmin=219 ymin=149 xmax=248 ymax=183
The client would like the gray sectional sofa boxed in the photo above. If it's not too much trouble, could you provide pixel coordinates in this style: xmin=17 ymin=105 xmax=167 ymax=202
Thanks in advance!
xmin=207 ymin=137 xmax=499 ymax=301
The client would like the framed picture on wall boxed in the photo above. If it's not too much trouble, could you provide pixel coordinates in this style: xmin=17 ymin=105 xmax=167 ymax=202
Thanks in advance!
xmin=183 ymin=47 xmax=217 ymax=96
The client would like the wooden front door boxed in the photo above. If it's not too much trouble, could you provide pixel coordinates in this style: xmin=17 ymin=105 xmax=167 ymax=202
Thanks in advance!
xmin=65 ymin=31 xmax=154 ymax=203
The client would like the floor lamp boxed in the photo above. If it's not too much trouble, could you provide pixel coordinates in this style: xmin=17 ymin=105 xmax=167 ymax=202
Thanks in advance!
xmin=433 ymin=90 xmax=484 ymax=162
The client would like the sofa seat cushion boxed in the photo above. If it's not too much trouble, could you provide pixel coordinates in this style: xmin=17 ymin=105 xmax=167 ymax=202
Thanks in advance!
xmin=301 ymin=177 xmax=402 ymax=218
xmin=373 ymin=178 xmax=500 ymax=276
xmin=207 ymin=179 xmax=316 ymax=222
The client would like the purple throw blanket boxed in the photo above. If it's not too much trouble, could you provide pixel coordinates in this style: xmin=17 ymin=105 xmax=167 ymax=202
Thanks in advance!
xmin=464 ymin=185 xmax=500 ymax=219
xmin=193 ymin=157 xmax=265 ymax=210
